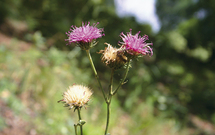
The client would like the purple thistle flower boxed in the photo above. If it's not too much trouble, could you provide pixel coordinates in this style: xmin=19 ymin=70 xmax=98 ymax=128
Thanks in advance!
xmin=65 ymin=22 xmax=105 ymax=50
xmin=119 ymin=29 xmax=153 ymax=58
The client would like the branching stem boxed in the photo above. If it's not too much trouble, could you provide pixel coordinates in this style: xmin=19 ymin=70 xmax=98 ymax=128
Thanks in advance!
xmin=113 ymin=59 xmax=131 ymax=95
xmin=104 ymin=68 xmax=114 ymax=135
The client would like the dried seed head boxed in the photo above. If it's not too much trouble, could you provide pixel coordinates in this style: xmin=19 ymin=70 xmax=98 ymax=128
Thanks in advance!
xmin=100 ymin=43 xmax=127 ymax=70
xmin=59 ymin=85 xmax=93 ymax=110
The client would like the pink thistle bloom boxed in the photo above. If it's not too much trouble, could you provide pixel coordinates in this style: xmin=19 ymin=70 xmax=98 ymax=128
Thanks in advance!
xmin=119 ymin=29 xmax=153 ymax=57
xmin=66 ymin=22 xmax=104 ymax=47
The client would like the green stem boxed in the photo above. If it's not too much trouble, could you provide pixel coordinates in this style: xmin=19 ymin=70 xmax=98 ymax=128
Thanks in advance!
xmin=74 ymin=124 xmax=78 ymax=135
xmin=86 ymin=50 xmax=107 ymax=102
xmin=112 ymin=59 xmax=131 ymax=95
xmin=77 ymin=108 xmax=83 ymax=135
xmin=109 ymin=69 xmax=114 ymax=97
xmin=104 ymin=69 xmax=114 ymax=135
xmin=105 ymin=103 xmax=110 ymax=135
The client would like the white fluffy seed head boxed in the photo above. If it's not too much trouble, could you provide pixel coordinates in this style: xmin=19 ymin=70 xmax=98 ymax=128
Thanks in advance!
xmin=63 ymin=85 xmax=92 ymax=108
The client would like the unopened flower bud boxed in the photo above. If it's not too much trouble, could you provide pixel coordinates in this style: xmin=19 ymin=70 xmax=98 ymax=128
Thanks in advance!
xmin=79 ymin=120 xmax=86 ymax=125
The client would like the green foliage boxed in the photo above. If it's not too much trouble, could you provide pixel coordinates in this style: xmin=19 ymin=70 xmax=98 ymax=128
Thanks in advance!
xmin=0 ymin=36 xmax=191 ymax=134
xmin=1 ymin=0 xmax=215 ymax=134
xmin=0 ymin=38 xmax=92 ymax=134
xmin=155 ymin=0 xmax=215 ymax=127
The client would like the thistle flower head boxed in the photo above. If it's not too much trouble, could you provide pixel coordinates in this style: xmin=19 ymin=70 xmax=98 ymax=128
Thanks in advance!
xmin=66 ymin=22 xmax=104 ymax=50
xmin=99 ymin=43 xmax=127 ymax=70
xmin=119 ymin=29 xmax=153 ymax=59
xmin=58 ymin=85 xmax=92 ymax=110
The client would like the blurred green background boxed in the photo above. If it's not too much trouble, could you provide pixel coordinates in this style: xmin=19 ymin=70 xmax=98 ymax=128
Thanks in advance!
xmin=0 ymin=0 xmax=215 ymax=134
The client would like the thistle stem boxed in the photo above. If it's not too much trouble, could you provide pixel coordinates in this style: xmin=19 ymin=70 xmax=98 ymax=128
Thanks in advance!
xmin=105 ymin=103 xmax=111 ymax=135
xmin=104 ymin=68 xmax=114 ymax=135
xmin=74 ymin=124 xmax=78 ymax=135
xmin=86 ymin=50 xmax=107 ymax=102
xmin=109 ymin=69 xmax=114 ymax=97
xmin=77 ymin=108 xmax=83 ymax=135
xmin=113 ymin=59 xmax=131 ymax=95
